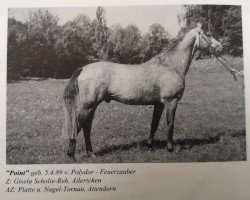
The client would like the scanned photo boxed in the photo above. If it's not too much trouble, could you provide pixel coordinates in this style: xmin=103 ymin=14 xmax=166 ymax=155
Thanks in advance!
xmin=7 ymin=5 xmax=245 ymax=164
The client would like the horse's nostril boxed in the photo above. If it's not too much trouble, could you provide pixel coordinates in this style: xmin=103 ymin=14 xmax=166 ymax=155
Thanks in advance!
xmin=215 ymin=47 xmax=222 ymax=53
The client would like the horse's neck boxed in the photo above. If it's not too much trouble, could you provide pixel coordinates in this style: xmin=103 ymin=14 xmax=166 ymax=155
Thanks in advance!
xmin=157 ymin=30 xmax=196 ymax=77
xmin=173 ymin=31 xmax=197 ymax=76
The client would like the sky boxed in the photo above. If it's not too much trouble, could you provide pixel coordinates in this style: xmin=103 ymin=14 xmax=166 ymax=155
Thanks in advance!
xmin=8 ymin=5 xmax=185 ymax=36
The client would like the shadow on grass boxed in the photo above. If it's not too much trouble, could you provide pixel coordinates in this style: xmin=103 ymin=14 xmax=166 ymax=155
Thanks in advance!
xmin=8 ymin=77 xmax=50 ymax=83
xmin=95 ymin=130 xmax=245 ymax=156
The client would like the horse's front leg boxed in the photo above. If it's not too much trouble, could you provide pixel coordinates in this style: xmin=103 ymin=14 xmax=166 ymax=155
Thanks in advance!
xmin=148 ymin=104 xmax=164 ymax=151
xmin=68 ymin=139 xmax=77 ymax=161
xmin=165 ymin=98 xmax=178 ymax=152
xmin=80 ymin=108 xmax=96 ymax=158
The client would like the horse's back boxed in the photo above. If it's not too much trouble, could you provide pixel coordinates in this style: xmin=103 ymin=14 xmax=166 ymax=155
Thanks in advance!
xmin=77 ymin=62 xmax=114 ymax=106
xmin=76 ymin=61 xmax=184 ymax=106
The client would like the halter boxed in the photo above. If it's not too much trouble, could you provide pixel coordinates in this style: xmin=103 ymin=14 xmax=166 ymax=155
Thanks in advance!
xmin=196 ymin=30 xmax=213 ymax=52
xmin=191 ymin=29 xmax=211 ymax=57
xmin=194 ymin=29 xmax=244 ymax=80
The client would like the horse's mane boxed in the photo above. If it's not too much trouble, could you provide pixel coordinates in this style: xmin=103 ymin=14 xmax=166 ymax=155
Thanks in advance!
xmin=146 ymin=29 xmax=191 ymax=67
xmin=145 ymin=37 xmax=183 ymax=67
xmin=149 ymin=36 xmax=187 ymax=61
xmin=141 ymin=28 xmax=199 ymax=72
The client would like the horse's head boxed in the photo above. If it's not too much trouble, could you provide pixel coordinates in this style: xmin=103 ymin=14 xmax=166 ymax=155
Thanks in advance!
xmin=194 ymin=23 xmax=222 ymax=53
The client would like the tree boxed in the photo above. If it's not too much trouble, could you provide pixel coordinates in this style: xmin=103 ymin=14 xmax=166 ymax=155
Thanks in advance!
xmin=7 ymin=18 xmax=28 ymax=80
xmin=140 ymin=23 xmax=171 ymax=62
xmin=222 ymin=6 xmax=243 ymax=55
xmin=122 ymin=24 xmax=142 ymax=64
xmin=106 ymin=24 xmax=124 ymax=63
xmin=24 ymin=9 xmax=59 ymax=77
xmin=94 ymin=6 xmax=108 ymax=60
xmin=107 ymin=24 xmax=142 ymax=64
xmin=182 ymin=5 xmax=243 ymax=56
xmin=55 ymin=14 xmax=96 ymax=77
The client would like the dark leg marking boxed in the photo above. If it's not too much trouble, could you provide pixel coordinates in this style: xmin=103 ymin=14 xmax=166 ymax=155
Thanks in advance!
xmin=81 ymin=108 xmax=96 ymax=158
xmin=148 ymin=104 xmax=165 ymax=151
xmin=67 ymin=139 xmax=76 ymax=161
xmin=165 ymin=99 xmax=178 ymax=152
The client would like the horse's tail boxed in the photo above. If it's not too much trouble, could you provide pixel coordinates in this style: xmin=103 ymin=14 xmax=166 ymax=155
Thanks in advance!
xmin=62 ymin=67 xmax=83 ymax=139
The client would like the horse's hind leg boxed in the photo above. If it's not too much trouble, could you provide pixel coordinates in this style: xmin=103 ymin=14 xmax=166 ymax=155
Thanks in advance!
xmin=165 ymin=98 xmax=178 ymax=152
xmin=67 ymin=126 xmax=81 ymax=161
xmin=79 ymin=107 xmax=96 ymax=158
xmin=148 ymin=104 xmax=164 ymax=151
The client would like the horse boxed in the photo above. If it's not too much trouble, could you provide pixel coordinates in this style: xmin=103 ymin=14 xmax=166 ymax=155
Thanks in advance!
xmin=62 ymin=23 xmax=222 ymax=160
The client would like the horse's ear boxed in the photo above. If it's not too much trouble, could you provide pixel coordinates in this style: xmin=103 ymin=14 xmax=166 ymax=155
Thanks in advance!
xmin=197 ymin=22 xmax=202 ymax=29
xmin=196 ymin=22 xmax=202 ymax=33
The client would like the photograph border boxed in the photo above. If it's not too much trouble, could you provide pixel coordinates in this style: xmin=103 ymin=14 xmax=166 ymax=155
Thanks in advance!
xmin=1 ymin=0 xmax=250 ymax=199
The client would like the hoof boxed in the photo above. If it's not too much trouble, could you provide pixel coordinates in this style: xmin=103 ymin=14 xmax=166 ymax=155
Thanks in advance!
xmin=175 ymin=145 xmax=181 ymax=153
xmin=167 ymin=141 xmax=174 ymax=152
xmin=167 ymin=147 xmax=174 ymax=153
xmin=146 ymin=142 xmax=155 ymax=152
xmin=67 ymin=139 xmax=76 ymax=160
xmin=67 ymin=150 xmax=74 ymax=158
xmin=147 ymin=139 xmax=154 ymax=149
xmin=67 ymin=152 xmax=76 ymax=162
xmin=87 ymin=152 xmax=96 ymax=158
xmin=70 ymin=156 xmax=77 ymax=162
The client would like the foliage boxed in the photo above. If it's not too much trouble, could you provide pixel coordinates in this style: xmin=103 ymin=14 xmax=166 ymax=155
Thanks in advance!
xmin=140 ymin=23 xmax=171 ymax=62
xmin=183 ymin=5 xmax=243 ymax=56
xmin=95 ymin=6 xmax=109 ymax=60
xmin=7 ymin=6 xmax=243 ymax=80
xmin=55 ymin=14 xmax=96 ymax=77
xmin=24 ymin=9 xmax=59 ymax=77
xmin=222 ymin=6 xmax=243 ymax=55
xmin=107 ymin=24 xmax=142 ymax=64
xmin=110 ymin=24 xmax=142 ymax=64
xmin=7 ymin=18 xmax=27 ymax=80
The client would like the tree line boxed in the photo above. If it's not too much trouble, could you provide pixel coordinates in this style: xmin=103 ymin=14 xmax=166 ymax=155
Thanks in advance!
xmin=7 ymin=5 xmax=242 ymax=80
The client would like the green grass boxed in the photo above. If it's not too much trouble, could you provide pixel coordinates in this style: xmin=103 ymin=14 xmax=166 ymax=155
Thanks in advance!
xmin=7 ymin=57 xmax=246 ymax=164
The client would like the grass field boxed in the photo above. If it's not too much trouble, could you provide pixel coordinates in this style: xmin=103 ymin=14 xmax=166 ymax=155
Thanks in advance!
xmin=7 ymin=57 xmax=246 ymax=164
